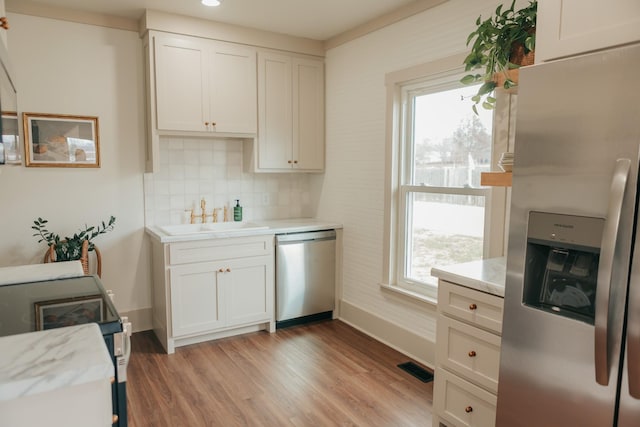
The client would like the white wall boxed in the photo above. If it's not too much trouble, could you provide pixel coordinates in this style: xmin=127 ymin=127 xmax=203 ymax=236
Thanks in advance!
xmin=318 ymin=0 xmax=511 ymax=366
xmin=0 ymin=13 xmax=151 ymax=324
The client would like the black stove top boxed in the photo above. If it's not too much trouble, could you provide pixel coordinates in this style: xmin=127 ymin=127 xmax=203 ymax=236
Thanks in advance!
xmin=0 ymin=275 xmax=121 ymax=337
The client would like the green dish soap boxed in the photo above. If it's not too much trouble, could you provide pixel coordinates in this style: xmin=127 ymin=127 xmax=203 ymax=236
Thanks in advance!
xmin=233 ymin=199 xmax=243 ymax=222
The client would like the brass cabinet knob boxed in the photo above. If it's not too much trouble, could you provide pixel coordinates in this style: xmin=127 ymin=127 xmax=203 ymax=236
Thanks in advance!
xmin=293 ymin=160 xmax=298 ymax=164
xmin=287 ymin=160 xmax=292 ymax=164
xmin=465 ymin=406 xmax=473 ymax=413
xmin=469 ymin=303 xmax=478 ymax=311
xmin=218 ymin=268 xmax=224 ymax=273
xmin=0 ymin=17 xmax=8 ymax=30
xmin=211 ymin=122 xmax=216 ymax=127
xmin=226 ymin=268 xmax=231 ymax=272
xmin=468 ymin=350 xmax=477 ymax=357
xmin=112 ymin=414 xmax=119 ymax=423
xmin=110 ymin=376 xmax=115 ymax=384
xmin=204 ymin=121 xmax=209 ymax=126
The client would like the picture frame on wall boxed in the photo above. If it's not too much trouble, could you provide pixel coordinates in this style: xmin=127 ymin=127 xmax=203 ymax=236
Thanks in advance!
xmin=34 ymin=294 xmax=104 ymax=330
xmin=23 ymin=112 xmax=100 ymax=168
xmin=2 ymin=112 xmax=21 ymax=164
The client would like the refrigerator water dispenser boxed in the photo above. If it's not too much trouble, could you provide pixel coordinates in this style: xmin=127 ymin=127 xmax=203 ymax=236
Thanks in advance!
xmin=522 ymin=211 xmax=604 ymax=324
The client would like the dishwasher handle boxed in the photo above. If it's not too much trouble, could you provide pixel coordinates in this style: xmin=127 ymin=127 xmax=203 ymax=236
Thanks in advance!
xmin=276 ymin=229 xmax=336 ymax=245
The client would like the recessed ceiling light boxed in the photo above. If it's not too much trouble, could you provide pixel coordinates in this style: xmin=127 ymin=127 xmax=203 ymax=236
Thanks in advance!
xmin=201 ymin=0 xmax=221 ymax=6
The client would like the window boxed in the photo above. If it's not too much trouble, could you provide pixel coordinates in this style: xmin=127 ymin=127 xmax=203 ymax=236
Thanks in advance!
xmin=383 ymin=55 xmax=505 ymax=301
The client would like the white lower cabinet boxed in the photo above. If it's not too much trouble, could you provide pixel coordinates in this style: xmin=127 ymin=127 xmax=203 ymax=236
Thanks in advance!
xmin=433 ymin=280 xmax=504 ymax=427
xmin=151 ymin=235 xmax=274 ymax=354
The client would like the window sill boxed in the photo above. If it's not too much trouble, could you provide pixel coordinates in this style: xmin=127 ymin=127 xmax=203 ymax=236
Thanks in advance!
xmin=379 ymin=283 xmax=437 ymax=307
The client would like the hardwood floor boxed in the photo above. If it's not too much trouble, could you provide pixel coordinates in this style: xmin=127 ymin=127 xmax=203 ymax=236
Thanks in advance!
xmin=126 ymin=320 xmax=434 ymax=426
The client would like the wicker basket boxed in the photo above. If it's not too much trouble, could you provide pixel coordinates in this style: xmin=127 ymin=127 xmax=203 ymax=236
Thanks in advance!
xmin=509 ymin=45 xmax=535 ymax=67
xmin=43 ymin=239 xmax=102 ymax=277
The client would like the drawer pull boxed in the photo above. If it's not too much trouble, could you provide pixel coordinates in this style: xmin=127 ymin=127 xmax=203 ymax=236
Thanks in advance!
xmin=468 ymin=350 xmax=477 ymax=357
xmin=465 ymin=406 xmax=473 ymax=413
xmin=469 ymin=303 xmax=478 ymax=311
xmin=112 ymin=414 xmax=119 ymax=423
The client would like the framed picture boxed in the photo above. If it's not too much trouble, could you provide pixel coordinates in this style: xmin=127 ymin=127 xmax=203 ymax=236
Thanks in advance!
xmin=1 ymin=112 xmax=20 ymax=164
xmin=34 ymin=294 xmax=104 ymax=330
xmin=23 ymin=112 xmax=100 ymax=168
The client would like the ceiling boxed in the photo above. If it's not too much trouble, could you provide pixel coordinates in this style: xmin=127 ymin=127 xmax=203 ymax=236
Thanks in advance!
xmin=19 ymin=0 xmax=420 ymax=41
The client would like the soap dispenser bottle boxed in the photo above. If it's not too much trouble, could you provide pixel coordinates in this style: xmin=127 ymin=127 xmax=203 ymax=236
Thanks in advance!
xmin=233 ymin=199 xmax=243 ymax=222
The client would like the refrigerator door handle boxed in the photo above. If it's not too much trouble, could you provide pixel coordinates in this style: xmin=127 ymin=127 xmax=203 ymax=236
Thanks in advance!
xmin=595 ymin=158 xmax=631 ymax=386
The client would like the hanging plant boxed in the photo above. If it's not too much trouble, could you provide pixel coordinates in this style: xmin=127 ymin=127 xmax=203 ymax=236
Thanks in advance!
xmin=461 ymin=0 xmax=537 ymax=114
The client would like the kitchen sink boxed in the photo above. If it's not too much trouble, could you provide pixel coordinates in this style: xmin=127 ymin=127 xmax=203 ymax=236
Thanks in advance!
xmin=159 ymin=222 xmax=269 ymax=235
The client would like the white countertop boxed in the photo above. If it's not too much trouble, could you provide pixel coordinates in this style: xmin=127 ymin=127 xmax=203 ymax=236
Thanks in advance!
xmin=0 ymin=323 xmax=114 ymax=401
xmin=431 ymin=257 xmax=506 ymax=297
xmin=146 ymin=217 xmax=343 ymax=243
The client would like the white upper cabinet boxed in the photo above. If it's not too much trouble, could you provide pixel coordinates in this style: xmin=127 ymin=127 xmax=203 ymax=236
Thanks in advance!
xmin=257 ymin=52 xmax=292 ymax=170
xmin=153 ymin=34 xmax=257 ymax=134
xmin=536 ymin=0 xmax=640 ymax=62
xmin=256 ymin=51 xmax=324 ymax=172
xmin=209 ymin=43 xmax=257 ymax=134
xmin=293 ymin=57 xmax=325 ymax=171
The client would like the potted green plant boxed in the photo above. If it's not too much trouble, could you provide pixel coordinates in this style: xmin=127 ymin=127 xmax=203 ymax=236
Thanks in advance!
xmin=32 ymin=216 xmax=116 ymax=263
xmin=461 ymin=0 xmax=537 ymax=114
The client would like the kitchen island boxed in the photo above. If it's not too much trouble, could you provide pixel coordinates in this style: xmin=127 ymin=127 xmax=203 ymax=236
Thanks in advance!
xmin=0 ymin=323 xmax=114 ymax=427
xmin=430 ymin=257 xmax=505 ymax=427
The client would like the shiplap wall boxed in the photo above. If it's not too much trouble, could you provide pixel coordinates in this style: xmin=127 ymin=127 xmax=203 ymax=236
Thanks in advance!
xmin=317 ymin=0 xmax=520 ymax=364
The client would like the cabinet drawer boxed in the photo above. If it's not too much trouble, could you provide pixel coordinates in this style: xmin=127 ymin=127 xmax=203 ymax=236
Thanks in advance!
xmin=434 ymin=368 xmax=496 ymax=427
xmin=438 ymin=280 xmax=503 ymax=334
xmin=168 ymin=235 xmax=273 ymax=265
xmin=436 ymin=316 xmax=501 ymax=393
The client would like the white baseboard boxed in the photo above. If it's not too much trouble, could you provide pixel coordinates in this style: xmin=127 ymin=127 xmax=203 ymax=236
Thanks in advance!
xmin=121 ymin=307 xmax=153 ymax=333
xmin=338 ymin=300 xmax=435 ymax=369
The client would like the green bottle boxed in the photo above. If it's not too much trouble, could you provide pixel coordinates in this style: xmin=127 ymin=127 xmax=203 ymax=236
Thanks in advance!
xmin=233 ymin=199 xmax=242 ymax=222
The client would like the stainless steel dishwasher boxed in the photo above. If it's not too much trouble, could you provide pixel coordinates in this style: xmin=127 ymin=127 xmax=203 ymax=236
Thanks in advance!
xmin=275 ymin=229 xmax=336 ymax=327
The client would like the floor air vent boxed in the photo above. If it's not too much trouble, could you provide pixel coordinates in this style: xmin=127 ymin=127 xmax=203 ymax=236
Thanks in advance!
xmin=397 ymin=362 xmax=434 ymax=383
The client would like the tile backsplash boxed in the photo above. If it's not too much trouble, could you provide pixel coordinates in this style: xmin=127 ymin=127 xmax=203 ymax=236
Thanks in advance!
xmin=144 ymin=137 xmax=315 ymax=226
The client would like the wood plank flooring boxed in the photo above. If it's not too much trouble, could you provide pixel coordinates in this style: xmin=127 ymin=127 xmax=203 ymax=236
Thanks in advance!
xmin=126 ymin=320 xmax=434 ymax=426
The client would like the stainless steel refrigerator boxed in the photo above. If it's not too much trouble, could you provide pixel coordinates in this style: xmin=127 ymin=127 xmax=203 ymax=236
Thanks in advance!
xmin=496 ymin=42 xmax=640 ymax=426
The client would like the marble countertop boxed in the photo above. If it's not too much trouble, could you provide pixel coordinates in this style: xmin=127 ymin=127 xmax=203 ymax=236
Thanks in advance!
xmin=431 ymin=257 xmax=506 ymax=297
xmin=146 ymin=217 xmax=343 ymax=243
xmin=0 ymin=323 xmax=114 ymax=401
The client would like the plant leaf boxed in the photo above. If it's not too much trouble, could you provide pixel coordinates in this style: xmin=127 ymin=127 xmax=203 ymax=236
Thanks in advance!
xmin=477 ymin=81 xmax=497 ymax=96
xmin=460 ymin=74 xmax=477 ymax=85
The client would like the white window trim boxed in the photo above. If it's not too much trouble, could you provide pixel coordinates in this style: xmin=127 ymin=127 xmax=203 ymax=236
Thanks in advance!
xmin=381 ymin=53 xmax=508 ymax=302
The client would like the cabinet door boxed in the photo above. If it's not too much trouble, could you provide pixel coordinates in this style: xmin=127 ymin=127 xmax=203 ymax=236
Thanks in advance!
xmin=154 ymin=35 xmax=209 ymax=132
xmin=537 ymin=0 xmax=640 ymax=62
xmin=436 ymin=315 xmax=501 ymax=393
xmin=434 ymin=369 xmax=497 ymax=427
xmin=293 ymin=57 xmax=324 ymax=171
xmin=257 ymin=52 xmax=293 ymax=170
xmin=209 ymin=42 xmax=257 ymax=134
xmin=224 ymin=255 xmax=274 ymax=327
xmin=169 ymin=262 xmax=225 ymax=337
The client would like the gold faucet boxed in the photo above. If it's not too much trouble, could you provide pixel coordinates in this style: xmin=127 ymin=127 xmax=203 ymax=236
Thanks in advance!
xmin=190 ymin=199 xmax=212 ymax=223
xmin=213 ymin=208 xmax=222 ymax=223
xmin=200 ymin=199 xmax=207 ymax=223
